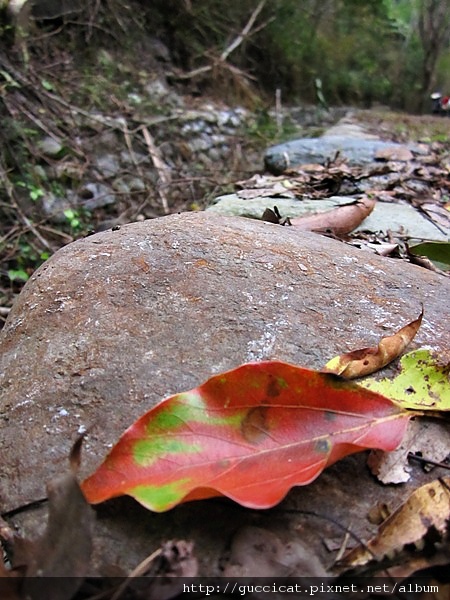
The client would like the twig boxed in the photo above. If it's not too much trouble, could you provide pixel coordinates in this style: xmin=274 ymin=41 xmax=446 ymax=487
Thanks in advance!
xmin=0 ymin=165 xmax=52 ymax=251
xmin=141 ymin=126 xmax=170 ymax=214
xmin=220 ymin=0 xmax=267 ymax=61
xmin=275 ymin=88 xmax=282 ymax=135
xmin=5 ymin=96 xmax=63 ymax=144
xmin=109 ymin=548 xmax=162 ymax=600
xmin=335 ymin=526 xmax=352 ymax=563
xmin=175 ymin=0 xmax=268 ymax=80
xmin=408 ymin=452 xmax=450 ymax=471
xmin=121 ymin=123 xmax=144 ymax=179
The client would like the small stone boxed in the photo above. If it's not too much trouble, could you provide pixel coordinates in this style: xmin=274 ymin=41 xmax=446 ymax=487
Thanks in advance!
xmin=38 ymin=136 xmax=64 ymax=157
xmin=77 ymin=182 xmax=115 ymax=210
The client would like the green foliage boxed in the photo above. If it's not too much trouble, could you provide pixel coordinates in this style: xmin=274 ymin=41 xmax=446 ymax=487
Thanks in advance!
xmin=5 ymin=242 xmax=50 ymax=286
xmin=245 ymin=107 xmax=297 ymax=145
xmin=63 ymin=208 xmax=82 ymax=232
xmin=16 ymin=179 xmax=44 ymax=201
xmin=7 ymin=268 xmax=29 ymax=282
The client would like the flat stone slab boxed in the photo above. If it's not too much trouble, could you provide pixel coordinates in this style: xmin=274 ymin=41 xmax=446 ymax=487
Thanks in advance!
xmin=207 ymin=195 xmax=449 ymax=242
xmin=1 ymin=212 xmax=449 ymax=574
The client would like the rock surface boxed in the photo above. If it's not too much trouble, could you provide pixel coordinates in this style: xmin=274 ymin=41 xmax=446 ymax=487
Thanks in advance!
xmin=264 ymin=137 xmax=419 ymax=173
xmin=263 ymin=121 xmax=421 ymax=174
xmin=1 ymin=212 xmax=449 ymax=574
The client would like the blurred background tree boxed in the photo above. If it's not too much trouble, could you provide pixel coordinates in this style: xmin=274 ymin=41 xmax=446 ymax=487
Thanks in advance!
xmin=147 ymin=0 xmax=450 ymax=111
xmin=1 ymin=0 xmax=449 ymax=110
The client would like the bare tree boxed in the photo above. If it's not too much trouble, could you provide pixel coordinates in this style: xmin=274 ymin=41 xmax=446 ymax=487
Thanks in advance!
xmin=417 ymin=0 xmax=450 ymax=98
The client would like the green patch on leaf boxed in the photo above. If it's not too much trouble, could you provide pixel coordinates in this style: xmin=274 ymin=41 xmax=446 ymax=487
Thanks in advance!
xmin=132 ymin=479 xmax=192 ymax=512
xmin=134 ymin=438 xmax=202 ymax=467
xmin=360 ymin=349 xmax=450 ymax=411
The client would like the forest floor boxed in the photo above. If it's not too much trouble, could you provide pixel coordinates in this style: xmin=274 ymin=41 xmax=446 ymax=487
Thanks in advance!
xmin=1 ymin=19 xmax=450 ymax=598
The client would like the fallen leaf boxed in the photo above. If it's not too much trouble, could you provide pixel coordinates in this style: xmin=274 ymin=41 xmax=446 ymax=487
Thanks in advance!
xmin=262 ymin=206 xmax=291 ymax=226
xmin=360 ymin=349 xmax=450 ymax=411
xmin=81 ymin=361 xmax=410 ymax=512
xmin=323 ymin=309 xmax=423 ymax=379
xmin=375 ymin=146 xmax=414 ymax=161
xmin=407 ymin=241 xmax=450 ymax=272
xmin=289 ymin=196 xmax=376 ymax=234
xmin=222 ymin=526 xmax=327 ymax=577
xmin=368 ymin=419 xmax=450 ymax=484
xmin=237 ymin=184 xmax=294 ymax=199
xmin=339 ymin=476 xmax=450 ymax=568
xmin=117 ymin=541 xmax=198 ymax=600
xmin=419 ymin=203 xmax=450 ymax=232
xmin=8 ymin=438 xmax=94 ymax=600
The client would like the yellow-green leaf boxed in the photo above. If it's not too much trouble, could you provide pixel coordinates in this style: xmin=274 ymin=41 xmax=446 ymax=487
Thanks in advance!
xmin=359 ymin=349 xmax=450 ymax=411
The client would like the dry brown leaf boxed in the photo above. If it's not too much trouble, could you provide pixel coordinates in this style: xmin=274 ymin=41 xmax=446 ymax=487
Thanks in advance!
xmin=223 ymin=526 xmax=327 ymax=577
xmin=375 ymin=146 xmax=414 ymax=161
xmin=290 ymin=196 xmax=376 ymax=235
xmin=4 ymin=438 xmax=93 ymax=600
xmin=420 ymin=203 xmax=450 ymax=231
xmin=339 ymin=477 xmax=450 ymax=568
xmin=323 ymin=308 xmax=423 ymax=379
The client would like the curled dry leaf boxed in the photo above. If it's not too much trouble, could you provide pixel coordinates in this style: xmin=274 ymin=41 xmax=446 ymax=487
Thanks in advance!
xmin=338 ymin=476 xmax=450 ymax=568
xmin=289 ymin=196 xmax=375 ymax=234
xmin=323 ymin=308 xmax=423 ymax=380
xmin=81 ymin=361 xmax=410 ymax=512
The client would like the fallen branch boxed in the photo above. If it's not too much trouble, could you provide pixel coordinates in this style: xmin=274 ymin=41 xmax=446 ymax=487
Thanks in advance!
xmin=220 ymin=0 xmax=267 ymax=61
xmin=0 ymin=162 xmax=52 ymax=250
xmin=174 ymin=0 xmax=268 ymax=80
xmin=141 ymin=126 xmax=171 ymax=214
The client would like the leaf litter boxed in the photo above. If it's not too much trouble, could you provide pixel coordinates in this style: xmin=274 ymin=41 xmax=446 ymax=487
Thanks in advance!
xmin=338 ymin=477 xmax=450 ymax=572
xmin=248 ymin=145 xmax=450 ymax=273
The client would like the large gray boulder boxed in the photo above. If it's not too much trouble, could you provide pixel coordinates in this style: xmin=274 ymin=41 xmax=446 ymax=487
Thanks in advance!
xmin=264 ymin=126 xmax=420 ymax=173
xmin=1 ymin=212 xmax=449 ymax=575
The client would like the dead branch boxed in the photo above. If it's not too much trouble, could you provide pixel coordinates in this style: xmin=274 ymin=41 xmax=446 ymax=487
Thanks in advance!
xmin=0 ymin=161 xmax=52 ymax=251
xmin=141 ymin=126 xmax=171 ymax=214
xmin=174 ymin=0 xmax=268 ymax=80
xmin=220 ymin=0 xmax=266 ymax=61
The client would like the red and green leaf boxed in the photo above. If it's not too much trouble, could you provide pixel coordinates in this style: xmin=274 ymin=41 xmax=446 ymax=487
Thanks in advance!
xmin=82 ymin=361 xmax=410 ymax=512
